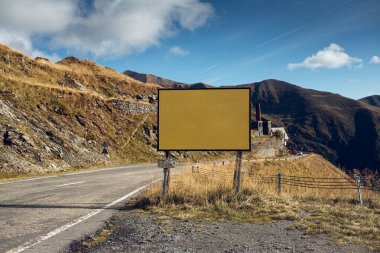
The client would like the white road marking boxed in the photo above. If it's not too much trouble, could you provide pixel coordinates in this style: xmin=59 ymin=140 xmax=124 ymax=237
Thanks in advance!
xmin=0 ymin=163 xmax=155 ymax=185
xmin=55 ymin=181 xmax=86 ymax=187
xmin=125 ymin=169 xmax=161 ymax=176
xmin=64 ymin=164 xmax=153 ymax=176
xmin=0 ymin=176 xmax=58 ymax=185
xmin=6 ymin=179 xmax=161 ymax=253
xmin=1 ymin=181 xmax=87 ymax=198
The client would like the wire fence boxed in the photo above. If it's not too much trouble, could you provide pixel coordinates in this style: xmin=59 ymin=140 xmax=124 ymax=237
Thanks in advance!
xmin=243 ymin=173 xmax=359 ymax=190
xmin=193 ymin=166 xmax=359 ymax=188
xmin=191 ymin=164 xmax=368 ymax=204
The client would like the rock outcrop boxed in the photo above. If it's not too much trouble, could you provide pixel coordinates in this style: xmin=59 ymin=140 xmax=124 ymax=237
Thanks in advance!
xmin=111 ymin=100 xmax=156 ymax=115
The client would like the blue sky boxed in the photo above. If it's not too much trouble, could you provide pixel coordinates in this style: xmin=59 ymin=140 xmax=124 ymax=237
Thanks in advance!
xmin=0 ymin=0 xmax=379 ymax=99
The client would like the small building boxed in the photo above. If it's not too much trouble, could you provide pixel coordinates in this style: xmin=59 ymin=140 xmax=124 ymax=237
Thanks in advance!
xmin=271 ymin=127 xmax=289 ymax=146
xmin=263 ymin=120 xmax=272 ymax=135
xmin=252 ymin=121 xmax=263 ymax=137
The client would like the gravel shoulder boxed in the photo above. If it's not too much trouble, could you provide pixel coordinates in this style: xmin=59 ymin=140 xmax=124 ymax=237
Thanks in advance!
xmin=68 ymin=210 xmax=373 ymax=253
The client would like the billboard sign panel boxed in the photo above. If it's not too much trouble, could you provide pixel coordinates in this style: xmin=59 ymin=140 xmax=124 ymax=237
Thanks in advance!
xmin=158 ymin=88 xmax=251 ymax=151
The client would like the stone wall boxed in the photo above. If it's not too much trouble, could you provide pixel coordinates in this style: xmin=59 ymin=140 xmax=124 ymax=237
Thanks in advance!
xmin=111 ymin=100 xmax=156 ymax=115
xmin=254 ymin=137 xmax=285 ymax=158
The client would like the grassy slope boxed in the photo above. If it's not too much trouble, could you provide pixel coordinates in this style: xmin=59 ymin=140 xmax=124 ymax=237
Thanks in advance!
xmin=0 ymin=44 xmax=226 ymax=178
xmin=136 ymin=154 xmax=380 ymax=251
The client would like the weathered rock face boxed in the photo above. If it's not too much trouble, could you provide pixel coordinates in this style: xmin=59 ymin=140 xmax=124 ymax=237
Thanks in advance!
xmin=3 ymin=128 xmax=35 ymax=147
xmin=0 ymin=44 xmax=162 ymax=174
xmin=111 ymin=100 xmax=156 ymax=115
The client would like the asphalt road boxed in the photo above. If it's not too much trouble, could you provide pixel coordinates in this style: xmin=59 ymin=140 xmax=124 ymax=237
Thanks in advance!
xmin=0 ymin=164 xmax=168 ymax=253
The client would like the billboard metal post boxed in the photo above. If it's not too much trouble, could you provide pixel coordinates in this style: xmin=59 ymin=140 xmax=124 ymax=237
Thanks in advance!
xmin=233 ymin=151 xmax=243 ymax=194
xmin=158 ymin=152 xmax=175 ymax=196
xmin=162 ymin=151 xmax=171 ymax=196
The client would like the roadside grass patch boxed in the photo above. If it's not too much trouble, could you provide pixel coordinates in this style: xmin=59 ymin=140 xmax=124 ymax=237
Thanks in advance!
xmin=80 ymin=224 xmax=114 ymax=249
xmin=135 ymin=156 xmax=380 ymax=251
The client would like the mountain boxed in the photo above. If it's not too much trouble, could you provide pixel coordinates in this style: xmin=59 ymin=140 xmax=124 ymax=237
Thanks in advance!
xmin=123 ymin=70 xmax=212 ymax=89
xmin=1 ymin=44 xmax=379 ymax=175
xmin=359 ymin=95 xmax=380 ymax=108
xmin=123 ymin=70 xmax=188 ymax=88
xmin=240 ymin=80 xmax=380 ymax=172
xmin=0 ymin=44 xmax=221 ymax=176
xmin=123 ymin=71 xmax=380 ymax=172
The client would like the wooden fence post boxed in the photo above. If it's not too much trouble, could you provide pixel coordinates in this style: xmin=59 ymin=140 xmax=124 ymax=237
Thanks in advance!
xmin=278 ymin=172 xmax=282 ymax=195
xmin=212 ymin=164 xmax=215 ymax=185
xmin=357 ymin=176 xmax=363 ymax=205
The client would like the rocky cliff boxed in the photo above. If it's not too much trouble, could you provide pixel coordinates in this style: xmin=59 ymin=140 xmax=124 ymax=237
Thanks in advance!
xmin=0 ymin=44 xmax=163 ymax=175
xmin=0 ymin=45 xmax=224 ymax=177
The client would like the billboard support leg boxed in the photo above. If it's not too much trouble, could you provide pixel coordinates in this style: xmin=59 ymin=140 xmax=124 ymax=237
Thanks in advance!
xmin=233 ymin=151 xmax=243 ymax=194
xmin=162 ymin=151 xmax=171 ymax=196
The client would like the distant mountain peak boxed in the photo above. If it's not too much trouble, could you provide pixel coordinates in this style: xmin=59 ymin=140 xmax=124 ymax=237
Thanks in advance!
xmin=123 ymin=69 xmax=213 ymax=89
xmin=359 ymin=95 xmax=380 ymax=108
xmin=123 ymin=69 xmax=188 ymax=88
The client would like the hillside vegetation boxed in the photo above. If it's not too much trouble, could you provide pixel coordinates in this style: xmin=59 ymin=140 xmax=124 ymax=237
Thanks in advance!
xmin=136 ymin=154 xmax=380 ymax=251
xmin=0 ymin=44 xmax=222 ymax=178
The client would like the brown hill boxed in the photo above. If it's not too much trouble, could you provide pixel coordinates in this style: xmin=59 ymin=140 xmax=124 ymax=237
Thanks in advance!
xmin=240 ymin=80 xmax=380 ymax=172
xmin=123 ymin=70 xmax=189 ymax=88
xmin=123 ymin=70 xmax=213 ymax=89
xmin=0 ymin=44 xmax=221 ymax=176
xmin=359 ymin=95 xmax=380 ymax=108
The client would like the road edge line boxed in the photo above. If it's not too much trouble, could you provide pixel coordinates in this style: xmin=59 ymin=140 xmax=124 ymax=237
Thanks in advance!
xmin=6 ymin=179 xmax=161 ymax=253
xmin=0 ymin=163 xmax=154 ymax=185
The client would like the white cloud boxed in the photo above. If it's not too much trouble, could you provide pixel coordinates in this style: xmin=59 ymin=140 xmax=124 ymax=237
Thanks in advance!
xmin=370 ymin=56 xmax=380 ymax=64
xmin=0 ymin=0 xmax=75 ymax=61
xmin=287 ymin=43 xmax=363 ymax=70
xmin=0 ymin=0 xmax=76 ymax=34
xmin=0 ymin=30 xmax=60 ymax=61
xmin=169 ymin=46 xmax=189 ymax=57
xmin=0 ymin=0 xmax=213 ymax=58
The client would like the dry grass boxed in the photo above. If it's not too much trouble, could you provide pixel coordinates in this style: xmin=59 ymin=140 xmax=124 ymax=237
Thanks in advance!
xmin=242 ymin=154 xmax=379 ymax=202
xmin=136 ymin=155 xmax=380 ymax=250
xmin=0 ymin=43 xmax=157 ymax=100
xmin=81 ymin=224 xmax=114 ymax=249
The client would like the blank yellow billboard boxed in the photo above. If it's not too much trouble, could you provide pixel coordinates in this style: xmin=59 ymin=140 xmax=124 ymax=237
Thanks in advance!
xmin=158 ymin=88 xmax=251 ymax=151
